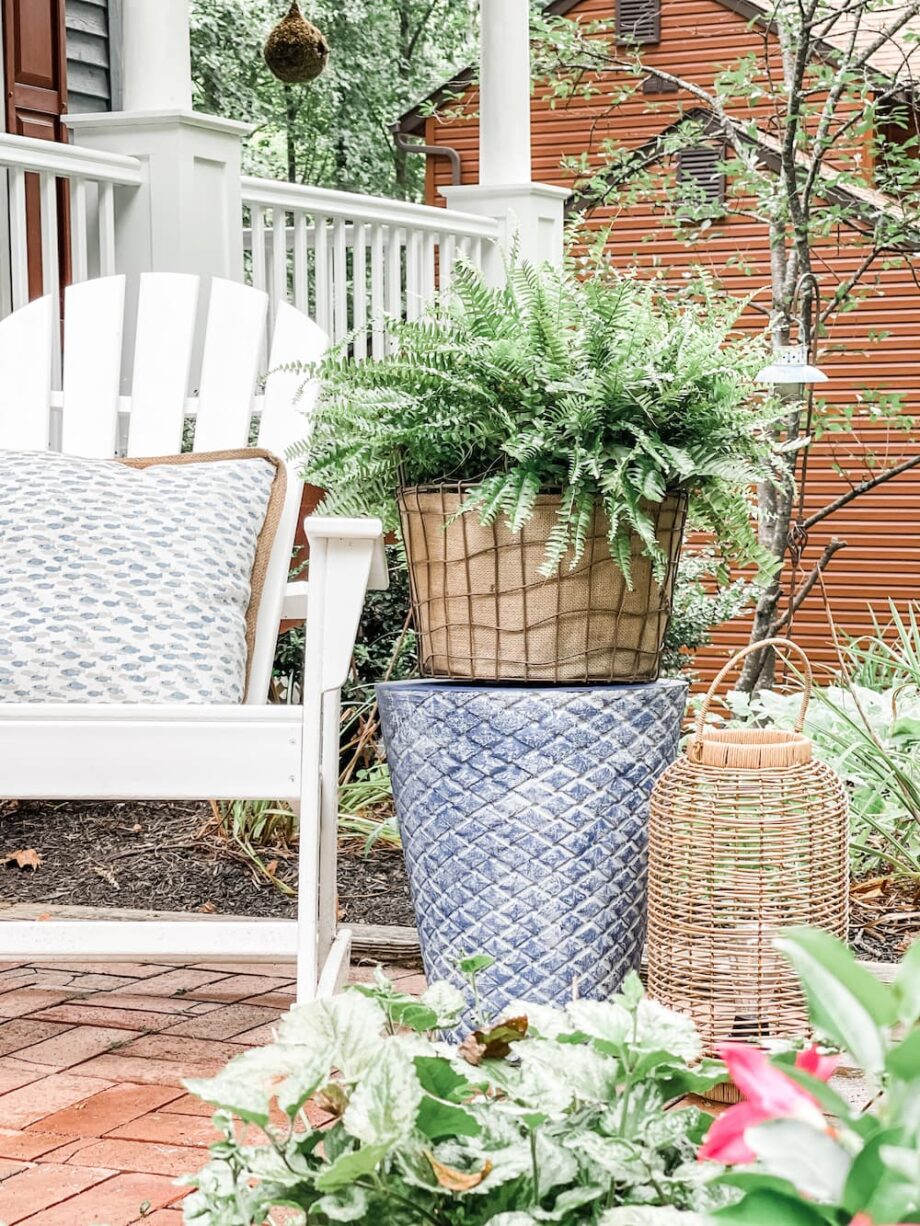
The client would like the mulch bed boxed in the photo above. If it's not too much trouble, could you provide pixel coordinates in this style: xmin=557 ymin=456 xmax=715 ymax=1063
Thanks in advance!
xmin=1 ymin=800 xmax=916 ymax=961
xmin=849 ymin=876 xmax=920 ymax=964
xmin=0 ymin=798 xmax=414 ymax=928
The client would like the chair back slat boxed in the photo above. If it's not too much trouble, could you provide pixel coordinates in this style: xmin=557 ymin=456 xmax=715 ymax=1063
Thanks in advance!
xmin=61 ymin=276 xmax=126 ymax=458
xmin=247 ymin=303 xmax=329 ymax=701
xmin=0 ymin=294 xmax=54 ymax=451
xmin=193 ymin=279 xmax=269 ymax=453
xmin=127 ymin=274 xmax=200 ymax=458
xmin=257 ymin=302 xmax=326 ymax=456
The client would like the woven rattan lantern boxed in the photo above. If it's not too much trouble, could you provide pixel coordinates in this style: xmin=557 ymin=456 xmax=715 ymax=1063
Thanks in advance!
xmin=647 ymin=637 xmax=848 ymax=1065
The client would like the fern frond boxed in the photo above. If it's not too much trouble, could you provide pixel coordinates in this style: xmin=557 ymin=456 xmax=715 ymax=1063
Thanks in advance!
xmin=293 ymin=255 xmax=773 ymax=582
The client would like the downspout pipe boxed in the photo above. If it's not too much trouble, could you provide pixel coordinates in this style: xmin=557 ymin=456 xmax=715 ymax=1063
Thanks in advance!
xmin=391 ymin=123 xmax=462 ymax=185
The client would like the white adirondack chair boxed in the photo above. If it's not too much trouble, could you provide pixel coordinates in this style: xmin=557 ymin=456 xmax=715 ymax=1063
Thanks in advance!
xmin=0 ymin=274 xmax=386 ymax=1001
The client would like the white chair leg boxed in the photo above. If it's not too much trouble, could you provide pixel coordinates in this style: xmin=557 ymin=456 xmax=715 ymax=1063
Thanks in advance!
xmin=317 ymin=928 xmax=353 ymax=998
xmin=296 ymin=521 xmax=384 ymax=1003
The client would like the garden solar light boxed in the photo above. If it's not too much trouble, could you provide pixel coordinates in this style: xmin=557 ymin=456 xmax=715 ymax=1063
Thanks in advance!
xmin=756 ymin=344 xmax=827 ymax=385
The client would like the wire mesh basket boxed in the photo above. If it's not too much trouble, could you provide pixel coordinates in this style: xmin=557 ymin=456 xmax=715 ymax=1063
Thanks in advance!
xmin=646 ymin=637 xmax=849 ymax=1092
xmin=398 ymin=483 xmax=687 ymax=682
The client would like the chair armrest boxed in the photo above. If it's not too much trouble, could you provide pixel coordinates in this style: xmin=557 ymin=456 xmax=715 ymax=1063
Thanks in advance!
xmin=302 ymin=517 xmax=388 ymax=693
xmin=304 ymin=516 xmax=388 ymax=592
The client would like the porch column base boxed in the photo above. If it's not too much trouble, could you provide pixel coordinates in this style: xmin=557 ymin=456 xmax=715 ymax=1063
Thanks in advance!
xmin=63 ymin=110 xmax=250 ymax=284
xmin=440 ymin=182 xmax=568 ymax=280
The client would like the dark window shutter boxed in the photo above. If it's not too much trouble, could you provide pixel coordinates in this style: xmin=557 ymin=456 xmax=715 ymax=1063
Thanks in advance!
xmin=616 ymin=0 xmax=660 ymax=45
xmin=642 ymin=75 xmax=678 ymax=94
xmin=676 ymin=146 xmax=725 ymax=215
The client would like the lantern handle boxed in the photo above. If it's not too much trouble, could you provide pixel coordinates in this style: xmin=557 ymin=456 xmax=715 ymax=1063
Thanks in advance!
xmin=693 ymin=636 xmax=814 ymax=745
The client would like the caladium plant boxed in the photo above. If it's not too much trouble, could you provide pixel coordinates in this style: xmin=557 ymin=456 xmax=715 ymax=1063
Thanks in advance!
xmin=181 ymin=936 xmax=920 ymax=1224
xmin=180 ymin=962 xmax=729 ymax=1225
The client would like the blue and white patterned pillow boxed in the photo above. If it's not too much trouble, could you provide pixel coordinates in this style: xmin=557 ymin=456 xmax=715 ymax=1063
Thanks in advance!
xmin=0 ymin=449 xmax=282 ymax=703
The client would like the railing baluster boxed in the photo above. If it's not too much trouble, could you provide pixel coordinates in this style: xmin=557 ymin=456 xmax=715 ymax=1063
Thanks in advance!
xmin=440 ymin=233 xmax=457 ymax=296
xmin=385 ymin=225 xmax=402 ymax=352
xmin=98 ymin=180 xmax=116 ymax=277
xmin=332 ymin=216 xmax=347 ymax=342
xmin=353 ymin=221 xmax=368 ymax=360
xmin=250 ymin=204 xmax=267 ymax=295
xmin=421 ymin=231 xmax=436 ymax=310
xmin=0 ymin=169 xmax=11 ymax=319
xmin=70 ymin=177 xmax=89 ymax=283
xmin=40 ymin=172 xmax=59 ymax=303
xmin=314 ymin=214 xmax=330 ymax=335
xmin=271 ymin=206 xmax=288 ymax=326
xmin=406 ymin=229 xmax=423 ymax=321
xmin=8 ymin=167 xmax=29 ymax=310
xmin=370 ymin=223 xmax=385 ymax=360
xmin=293 ymin=210 xmax=308 ymax=314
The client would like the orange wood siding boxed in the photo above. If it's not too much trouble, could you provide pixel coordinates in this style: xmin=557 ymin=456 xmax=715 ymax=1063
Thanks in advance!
xmin=420 ymin=0 xmax=920 ymax=680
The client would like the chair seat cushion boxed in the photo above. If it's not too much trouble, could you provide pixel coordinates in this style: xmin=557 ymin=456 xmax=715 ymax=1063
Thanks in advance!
xmin=0 ymin=449 xmax=286 ymax=703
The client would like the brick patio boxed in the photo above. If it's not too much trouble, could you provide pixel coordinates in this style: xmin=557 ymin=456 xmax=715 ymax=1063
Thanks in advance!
xmin=0 ymin=958 xmax=425 ymax=1225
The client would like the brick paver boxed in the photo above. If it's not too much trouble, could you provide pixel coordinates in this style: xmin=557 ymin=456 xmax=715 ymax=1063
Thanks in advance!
xmin=0 ymin=956 xmax=422 ymax=1224
xmin=0 ymin=1162 xmax=115 ymax=1223
xmin=66 ymin=1136 xmax=211 ymax=1176
xmin=16 ymin=1171 xmax=186 ymax=1225
xmin=16 ymin=1024 xmax=139 ymax=1069
xmin=160 ymin=1002 xmax=279 ymax=1040
xmin=28 ymin=1083 xmax=182 ymax=1136
xmin=0 ymin=1019 xmax=72 ymax=1058
xmin=0 ymin=1129 xmax=78 ymax=1161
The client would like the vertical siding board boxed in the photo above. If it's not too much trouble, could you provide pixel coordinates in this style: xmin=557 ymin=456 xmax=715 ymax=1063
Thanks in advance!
xmin=419 ymin=0 xmax=920 ymax=678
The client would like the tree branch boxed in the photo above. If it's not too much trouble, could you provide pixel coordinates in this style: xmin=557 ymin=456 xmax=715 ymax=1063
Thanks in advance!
xmin=801 ymin=451 xmax=920 ymax=530
xmin=405 ymin=0 xmax=443 ymax=64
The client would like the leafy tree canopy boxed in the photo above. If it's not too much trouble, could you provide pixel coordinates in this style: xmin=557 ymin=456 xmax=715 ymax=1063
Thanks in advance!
xmin=190 ymin=0 xmax=478 ymax=198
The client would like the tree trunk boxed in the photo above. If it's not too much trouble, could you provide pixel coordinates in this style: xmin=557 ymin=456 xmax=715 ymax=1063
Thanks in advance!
xmin=283 ymin=86 xmax=298 ymax=183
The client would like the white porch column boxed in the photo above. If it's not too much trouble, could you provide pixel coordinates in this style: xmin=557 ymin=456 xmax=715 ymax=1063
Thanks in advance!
xmin=64 ymin=0 xmax=248 ymax=285
xmin=441 ymin=0 xmax=566 ymax=279
xmin=121 ymin=0 xmax=193 ymax=111
xmin=479 ymin=0 xmax=532 ymax=186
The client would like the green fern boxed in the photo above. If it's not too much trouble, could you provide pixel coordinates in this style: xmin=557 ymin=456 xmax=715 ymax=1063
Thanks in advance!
xmin=296 ymin=258 xmax=780 ymax=582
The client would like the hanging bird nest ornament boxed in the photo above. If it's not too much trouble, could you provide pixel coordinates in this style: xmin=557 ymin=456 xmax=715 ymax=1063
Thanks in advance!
xmin=264 ymin=2 xmax=329 ymax=84
xmin=645 ymin=637 xmax=848 ymax=1097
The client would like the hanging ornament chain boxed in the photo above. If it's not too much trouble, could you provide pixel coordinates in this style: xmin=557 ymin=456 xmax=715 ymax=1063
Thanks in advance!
xmin=784 ymin=272 xmax=821 ymax=641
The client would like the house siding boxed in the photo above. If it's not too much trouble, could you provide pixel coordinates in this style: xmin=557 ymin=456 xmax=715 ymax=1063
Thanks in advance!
xmin=65 ymin=0 xmax=117 ymax=113
xmin=421 ymin=0 xmax=920 ymax=680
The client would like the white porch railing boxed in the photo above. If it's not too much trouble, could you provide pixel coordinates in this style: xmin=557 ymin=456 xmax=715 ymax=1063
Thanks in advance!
xmin=0 ymin=132 xmax=143 ymax=320
xmin=241 ymin=177 xmax=499 ymax=356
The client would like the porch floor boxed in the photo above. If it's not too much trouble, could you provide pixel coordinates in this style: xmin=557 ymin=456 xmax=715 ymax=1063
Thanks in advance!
xmin=0 ymin=957 xmax=425 ymax=1224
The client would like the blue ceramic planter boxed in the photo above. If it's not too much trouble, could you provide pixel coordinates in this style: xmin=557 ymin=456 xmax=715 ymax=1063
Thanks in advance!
xmin=376 ymin=679 xmax=687 ymax=1023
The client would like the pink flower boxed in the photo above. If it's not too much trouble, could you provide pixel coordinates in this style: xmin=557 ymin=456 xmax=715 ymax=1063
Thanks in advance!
xmin=796 ymin=1043 xmax=840 ymax=1082
xmin=698 ymin=1043 xmax=834 ymax=1165
xmin=850 ymin=1217 xmax=901 ymax=1226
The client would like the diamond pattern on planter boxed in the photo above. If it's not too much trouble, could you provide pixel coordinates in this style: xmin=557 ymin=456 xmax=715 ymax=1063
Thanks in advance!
xmin=377 ymin=680 xmax=687 ymax=1026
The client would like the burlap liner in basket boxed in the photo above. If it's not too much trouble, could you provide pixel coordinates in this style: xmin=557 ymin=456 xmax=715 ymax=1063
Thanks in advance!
xmin=646 ymin=638 xmax=849 ymax=1103
xmin=398 ymin=485 xmax=687 ymax=682
xmin=121 ymin=448 xmax=287 ymax=690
